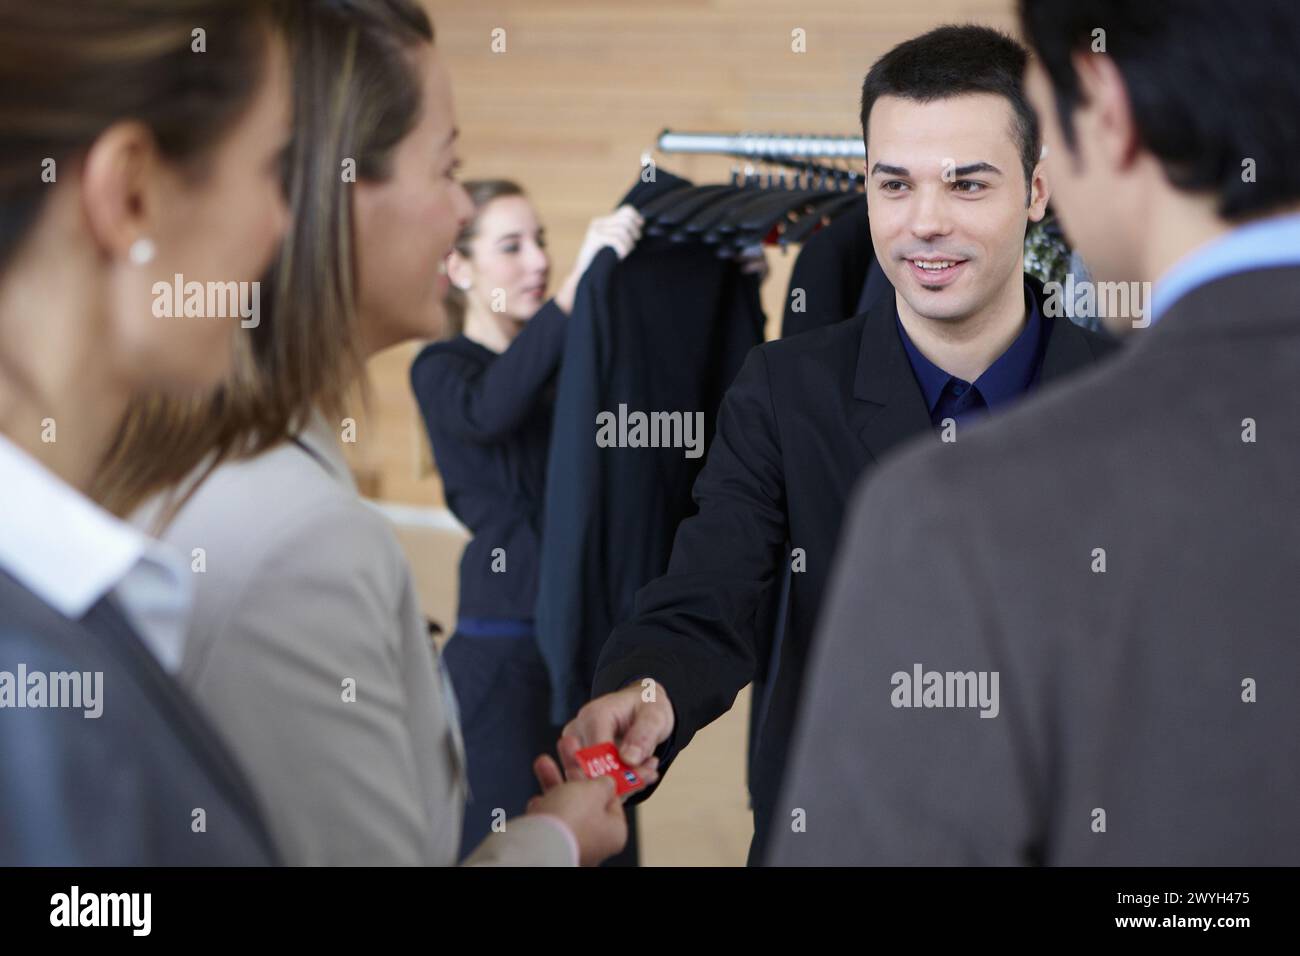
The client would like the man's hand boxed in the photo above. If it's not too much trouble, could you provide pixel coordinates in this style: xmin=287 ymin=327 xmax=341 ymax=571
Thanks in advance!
xmin=558 ymin=681 xmax=674 ymax=781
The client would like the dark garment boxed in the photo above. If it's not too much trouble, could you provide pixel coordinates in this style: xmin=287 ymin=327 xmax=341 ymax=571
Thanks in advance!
xmin=537 ymin=170 xmax=766 ymax=725
xmin=441 ymin=625 xmax=558 ymax=862
xmin=771 ymin=266 xmax=1300 ymax=865
xmin=593 ymin=275 xmax=1119 ymax=864
xmin=410 ymin=299 xmax=567 ymax=620
xmin=781 ymin=199 xmax=874 ymax=338
xmin=899 ymin=280 xmax=1045 ymax=427
xmin=0 ymin=570 xmax=278 ymax=865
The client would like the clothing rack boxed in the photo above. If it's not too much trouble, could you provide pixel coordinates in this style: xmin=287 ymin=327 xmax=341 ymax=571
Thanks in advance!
xmin=656 ymin=129 xmax=865 ymax=168
xmin=640 ymin=128 xmax=868 ymax=255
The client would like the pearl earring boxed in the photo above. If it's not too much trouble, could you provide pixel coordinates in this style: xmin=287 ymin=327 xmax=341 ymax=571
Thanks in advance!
xmin=128 ymin=237 xmax=156 ymax=265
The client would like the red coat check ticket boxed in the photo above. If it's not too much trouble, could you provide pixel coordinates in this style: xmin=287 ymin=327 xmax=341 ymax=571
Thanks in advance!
xmin=574 ymin=742 xmax=646 ymax=796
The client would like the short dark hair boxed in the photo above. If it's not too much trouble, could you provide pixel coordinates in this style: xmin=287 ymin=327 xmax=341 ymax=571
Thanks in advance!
xmin=1019 ymin=0 xmax=1300 ymax=220
xmin=859 ymin=25 xmax=1041 ymax=197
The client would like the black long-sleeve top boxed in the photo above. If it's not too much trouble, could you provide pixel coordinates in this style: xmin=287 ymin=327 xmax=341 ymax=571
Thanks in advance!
xmin=409 ymin=300 xmax=567 ymax=622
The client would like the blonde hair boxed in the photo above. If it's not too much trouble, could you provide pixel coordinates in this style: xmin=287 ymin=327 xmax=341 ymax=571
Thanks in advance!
xmin=92 ymin=0 xmax=435 ymax=521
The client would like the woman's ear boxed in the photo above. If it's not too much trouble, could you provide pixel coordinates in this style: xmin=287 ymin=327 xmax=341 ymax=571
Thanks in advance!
xmin=446 ymin=248 xmax=472 ymax=292
xmin=80 ymin=120 xmax=161 ymax=261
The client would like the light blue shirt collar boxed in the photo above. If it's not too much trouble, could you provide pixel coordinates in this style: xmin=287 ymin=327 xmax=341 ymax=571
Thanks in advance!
xmin=1151 ymin=212 xmax=1300 ymax=324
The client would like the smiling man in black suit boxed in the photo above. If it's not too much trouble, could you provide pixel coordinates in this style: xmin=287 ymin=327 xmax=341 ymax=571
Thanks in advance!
xmin=772 ymin=0 xmax=1300 ymax=865
xmin=562 ymin=24 xmax=1118 ymax=863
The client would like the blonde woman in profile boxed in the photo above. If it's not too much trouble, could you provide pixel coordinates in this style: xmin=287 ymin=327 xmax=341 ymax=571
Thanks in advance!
xmin=0 ymin=0 xmax=290 ymax=863
xmin=96 ymin=0 xmax=638 ymax=866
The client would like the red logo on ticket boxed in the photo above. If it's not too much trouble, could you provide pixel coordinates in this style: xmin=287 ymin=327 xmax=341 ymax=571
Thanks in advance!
xmin=574 ymin=742 xmax=645 ymax=796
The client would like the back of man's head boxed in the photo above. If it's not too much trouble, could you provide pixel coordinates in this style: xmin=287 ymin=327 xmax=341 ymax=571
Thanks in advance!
xmin=1019 ymin=0 xmax=1300 ymax=220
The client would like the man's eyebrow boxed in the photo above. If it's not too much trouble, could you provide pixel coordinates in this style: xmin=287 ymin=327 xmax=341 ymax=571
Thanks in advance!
xmin=953 ymin=162 xmax=1002 ymax=176
xmin=870 ymin=161 xmax=1004 ymax=177
xmin=442 ymin=127 xmax=459 ymax=146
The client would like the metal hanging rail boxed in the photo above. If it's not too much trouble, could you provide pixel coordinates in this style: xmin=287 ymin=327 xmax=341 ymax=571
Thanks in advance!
xmin=656 ymin=129 xmax=865 ymax=164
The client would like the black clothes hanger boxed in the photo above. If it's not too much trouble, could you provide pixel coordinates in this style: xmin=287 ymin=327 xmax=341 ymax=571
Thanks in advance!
xmin=707 ymin=167 xmax=848 ymax=249
xmin=778 ymin=192 xmax=864 ymax=246
xmin=718 ymin=156 xmax=863 ymax=251
xmin=650 ymin=153 xmax=820 ymax=238
xmin=706 ymin=193 xmax=817 ymax=249
xmin=673 ymin=165 xmax=777 ymax=240
xmin=634 ymin=181 xmax=694 ymax=220
xmin=644 ymin=184 xmax=742 ymax=235
xmin=688 ymin=163 xmax=826 ymax=244
xmin=711 ymin=181 xmax=841 ymax=242
xmin=639 ymin=182 xmax=723 ymax=224
xmin=739 ymin=184 xmax=857 ymax=240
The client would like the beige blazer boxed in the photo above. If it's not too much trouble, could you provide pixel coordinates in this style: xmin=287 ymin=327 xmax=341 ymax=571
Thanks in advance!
xmin=137 ymin=415 xmax=572 ymax=866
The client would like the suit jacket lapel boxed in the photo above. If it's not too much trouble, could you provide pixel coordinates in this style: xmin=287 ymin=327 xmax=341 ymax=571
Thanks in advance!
xmin=849 ymin=293 xmax=934 ymax=466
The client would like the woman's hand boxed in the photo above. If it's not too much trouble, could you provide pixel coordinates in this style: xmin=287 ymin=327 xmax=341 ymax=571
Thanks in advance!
xmin=554 ymin=205 xmax=644 ymax=313
xmin=527 ymin=750 xmax=659 ymax=865
xmin=525 ymin=760 xmax=623 ymax=865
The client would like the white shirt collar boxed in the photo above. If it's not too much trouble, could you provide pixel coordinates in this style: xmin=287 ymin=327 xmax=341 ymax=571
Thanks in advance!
xmin=0 ymin=432 xmax=192 ymax=671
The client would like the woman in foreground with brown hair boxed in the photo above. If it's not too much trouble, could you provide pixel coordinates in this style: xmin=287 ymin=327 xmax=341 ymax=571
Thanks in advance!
xmin=0 ymin=0 xmax=291 ymax=863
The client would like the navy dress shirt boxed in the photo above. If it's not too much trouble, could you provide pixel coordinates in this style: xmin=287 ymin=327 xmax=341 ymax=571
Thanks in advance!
xmin=897 ymin=281 xmax=1045 ymax=428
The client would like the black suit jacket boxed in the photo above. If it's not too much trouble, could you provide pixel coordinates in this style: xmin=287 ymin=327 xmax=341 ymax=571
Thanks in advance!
xmin=593 ymin=277 xmax=1118 ymax=861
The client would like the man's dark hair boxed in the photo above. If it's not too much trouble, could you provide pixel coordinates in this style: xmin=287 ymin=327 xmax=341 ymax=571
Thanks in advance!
xmin=1019 ymin=0 xmax=1300 ymax=220
xmin=859 ymin=25 xmax=1041 ymax=199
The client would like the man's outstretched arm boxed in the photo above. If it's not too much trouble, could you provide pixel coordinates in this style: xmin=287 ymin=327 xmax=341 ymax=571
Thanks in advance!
xmin=563 ymin=346 xmax=791 ymax=785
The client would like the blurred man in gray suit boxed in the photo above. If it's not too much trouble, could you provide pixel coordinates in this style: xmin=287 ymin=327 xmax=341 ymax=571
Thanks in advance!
xmin=771 ymin=0 xmax=1300 ymax=865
